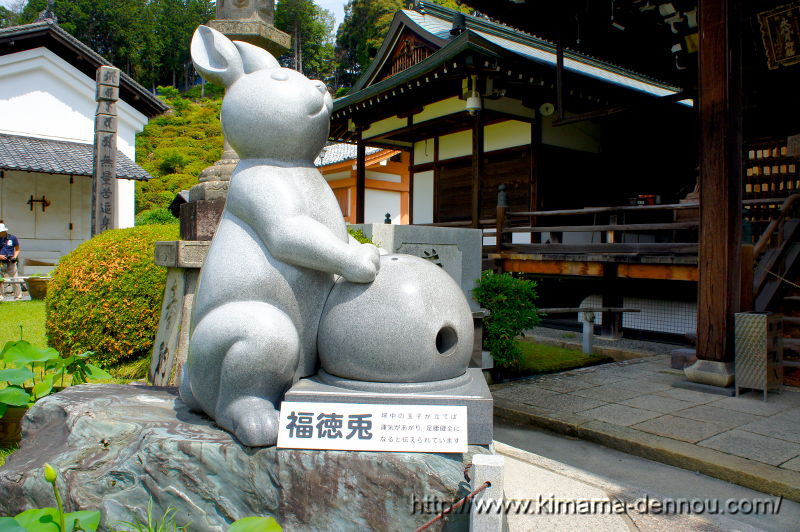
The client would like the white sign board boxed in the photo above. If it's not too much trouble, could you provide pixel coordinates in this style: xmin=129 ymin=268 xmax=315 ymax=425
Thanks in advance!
xmin=277 ymin=402 xmax=468 ymax=453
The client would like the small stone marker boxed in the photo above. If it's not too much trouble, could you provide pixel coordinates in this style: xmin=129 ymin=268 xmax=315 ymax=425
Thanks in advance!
xmin=92 ymin=65 xmax=120 ymax=236
xmin=277 ymin=402 xmax=468 ymax=453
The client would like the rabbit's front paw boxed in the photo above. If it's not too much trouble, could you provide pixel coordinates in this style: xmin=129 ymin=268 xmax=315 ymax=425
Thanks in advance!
xmin=343 ymin=244 xmax=380 ymax=283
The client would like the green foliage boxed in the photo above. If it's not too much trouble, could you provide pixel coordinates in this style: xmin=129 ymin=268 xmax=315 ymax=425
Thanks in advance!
xmin=45 ymin=225 xmax=179 ymax=366
xmin=472 ymin=271 xmax=541 ymax=368
xmin=346 ymin=228 xmax=375 ymax=245
xmin=135 ymin=208 xmax=178 ymax=227
xmin=135 ymin=87 xmax=224 ymax=213
xmin=0 ymin=341 xmax=112 ymax=417
xmin=112 ymin=500 xmax=188 ymax=532
xmin=228 ymin=517 xmax=282 ymax=532
xmin=275 ymin=0 xmax=337 ymax=81
xmin=0 ymin=464 xmax=101 ymax=532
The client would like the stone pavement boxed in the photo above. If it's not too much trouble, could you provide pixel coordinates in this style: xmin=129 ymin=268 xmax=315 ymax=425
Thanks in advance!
xmin=495 ymin=441 xmax=771 ymax=532
xmin=492 ymin=355 xmax=800 ymax=502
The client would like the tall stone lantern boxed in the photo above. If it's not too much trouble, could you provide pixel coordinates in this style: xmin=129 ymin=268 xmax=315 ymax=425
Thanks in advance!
xmin=181 ymin=0 xmax=290 ymax=240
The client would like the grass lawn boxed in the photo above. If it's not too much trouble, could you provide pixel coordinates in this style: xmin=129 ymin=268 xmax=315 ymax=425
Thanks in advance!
xmin=0 ymin=301 xmax=47 ymax=348
xmin=517 ymin=339 xmax=613 ymax=374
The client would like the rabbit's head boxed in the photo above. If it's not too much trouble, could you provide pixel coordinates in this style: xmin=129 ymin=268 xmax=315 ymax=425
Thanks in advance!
xmin=191 ymin=25 xmax=332 ymax=163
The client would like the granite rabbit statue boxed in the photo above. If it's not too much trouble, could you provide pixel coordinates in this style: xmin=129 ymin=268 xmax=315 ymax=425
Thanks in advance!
xmin=180 ymin=25 xmax=380 ymax=447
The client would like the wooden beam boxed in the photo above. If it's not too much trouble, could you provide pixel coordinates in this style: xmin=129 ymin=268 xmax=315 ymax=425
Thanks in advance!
xmin=696 ymin=0 xmax=743 ymax=363
xmin=617 ymin=264 xmax=698 ymax=282
xmin=552 ymin=92 xmax=693 ymax=127
xmin=501 ymin=259 xmax=698 ymax=281
xmin=355 ymin=130 xmax=366 ymax=223
xmin=502 ymin=259 xmax=604 ymax=276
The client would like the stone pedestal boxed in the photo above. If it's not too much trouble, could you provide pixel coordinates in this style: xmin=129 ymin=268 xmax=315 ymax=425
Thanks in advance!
xmin=285 ymin=369 xmax=494 ymax=445
xmin=0 ymin=385 xmax=485 ymax=531
xmin=684 ymin=359 xmax=735 ymax=387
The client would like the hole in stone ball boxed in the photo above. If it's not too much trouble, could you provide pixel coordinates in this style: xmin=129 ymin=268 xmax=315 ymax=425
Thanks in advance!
xmin=436 ymin=326 xmax=458 ymax=355
xmin=391 ymin=258 xmax=398 ymax=261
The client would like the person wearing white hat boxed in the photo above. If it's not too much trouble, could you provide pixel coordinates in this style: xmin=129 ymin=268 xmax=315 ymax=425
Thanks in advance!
xmin=0 ymin=223 xmax=22 ymax=300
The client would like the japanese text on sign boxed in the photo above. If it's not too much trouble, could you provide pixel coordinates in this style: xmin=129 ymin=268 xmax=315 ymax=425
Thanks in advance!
xmin=277 ymin=402 xmax=468 ymax=453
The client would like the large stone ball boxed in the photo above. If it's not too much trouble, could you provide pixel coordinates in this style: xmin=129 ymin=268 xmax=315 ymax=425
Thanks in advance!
xmin=318 ymin=254 xmax=473 ymax=383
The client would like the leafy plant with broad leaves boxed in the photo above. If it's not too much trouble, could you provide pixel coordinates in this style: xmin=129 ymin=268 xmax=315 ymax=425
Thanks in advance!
xmin=228 ymin=517 xmax=282 ymax=532
xmin=0 ymin=464 xmax=100 ymax=532
xmin=472 ymin=270 xmax=541 ymax=368
xmin=0 ymin=340 xmax=112 ymax=418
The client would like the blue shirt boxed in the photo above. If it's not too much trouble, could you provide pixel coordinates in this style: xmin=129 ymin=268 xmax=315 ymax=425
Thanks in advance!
xmin=1 ymin=234 xmax=19 ymax=259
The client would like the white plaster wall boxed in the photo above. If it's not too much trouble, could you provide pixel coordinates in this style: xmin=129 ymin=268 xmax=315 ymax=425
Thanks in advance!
xmin=323 ymin=170 xmax=351 ymax=182
xmin=0 ymin=48 xmax=149 ymax=150
xmin=412 ymin=170 xmax=434 ymax=224
xmin=0 ymin=171 xmax=93 ymax=274
xmin=117 ymin=178 xmax=135 ymax=228
xmin=438 ymin=130 xmax=471 ymax=160
xmin=542 ymin=115 xmax=601 ymax=153
xmin=414 ymin=140 xmax=435 ymax=164
xmin=365 ymin=189 xmax=401 ymax=224
xmin=415 ymin=97 xmax=464 ymax=123
xmin=484 ymin=121 xmax=531 ymax=152
xmin=363 ymin=115 xmax=406 ymax=140
xmin=366 ymin=170 xmax=401 ymax=183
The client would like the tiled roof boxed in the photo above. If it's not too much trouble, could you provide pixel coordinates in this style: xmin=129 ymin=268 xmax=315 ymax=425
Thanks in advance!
xmin=315 ymin=143 xmax=383 ymax=167
xmin=403 ymin=4 xmax=689 ymax=103
xmin=0 ymin=133 xmax=152 ymax=180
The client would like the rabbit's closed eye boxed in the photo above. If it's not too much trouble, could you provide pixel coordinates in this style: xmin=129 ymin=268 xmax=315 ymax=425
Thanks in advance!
xmin=271 ymin=70 xmax=289 ymax=81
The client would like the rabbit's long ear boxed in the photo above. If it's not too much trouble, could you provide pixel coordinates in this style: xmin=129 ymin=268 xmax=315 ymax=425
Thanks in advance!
xmin=191 ymin=25 xmax=244 ymax=88
xmin=234 ymin=41 xmax=280 ymax=73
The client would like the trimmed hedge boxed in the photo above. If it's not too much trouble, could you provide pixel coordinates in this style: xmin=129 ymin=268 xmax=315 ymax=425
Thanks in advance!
xmin=473 ymin=271 xmax=541 ymax=369
xmin=45 ymin=225 xmax=179 ymax=366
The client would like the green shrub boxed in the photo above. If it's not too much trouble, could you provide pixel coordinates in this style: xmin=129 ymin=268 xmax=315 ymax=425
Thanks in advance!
xmin=472 ymin=271 xmax=541 ymax=368
xmin=159 ymin=152 xmax=187 ymax=174
xmin=135 ymin=208 xmax=178 ymax=226
xmin=46 ymin=225 xmax=179 ymax=366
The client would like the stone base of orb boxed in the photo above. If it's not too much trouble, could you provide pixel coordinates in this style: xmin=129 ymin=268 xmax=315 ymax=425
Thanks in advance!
xmin=684 ymin=360 xmax=735 ymax=388
xmin=285 ymin=368 xmax=494 ymax=445
xmin=207 ymin=19 xmax=290 ymax=57
xmin=0 ymin=384 xmax=488 ymax=531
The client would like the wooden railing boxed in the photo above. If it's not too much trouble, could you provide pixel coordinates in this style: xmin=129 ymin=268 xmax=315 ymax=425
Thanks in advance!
xmin=753 ymin=194 xmax=800 ymax=260
xmin=491 ymin=199 xmax=701 ymax=255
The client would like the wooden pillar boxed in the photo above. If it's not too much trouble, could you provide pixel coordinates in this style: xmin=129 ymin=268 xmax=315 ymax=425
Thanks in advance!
xmin=530 ymin=118 xmax=542 ymax=243
xmin=695 ymin=0 xmax=742 ymax=366
xmin=408 ymin=149 xmax=414 ymax=224
xmin=471 ymin=112 xmax=484 ymax=228
xmin=355 ymin=130 xmax=366 ymax=224
xmin=601 ymin=263 xmax=624 ymax=339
